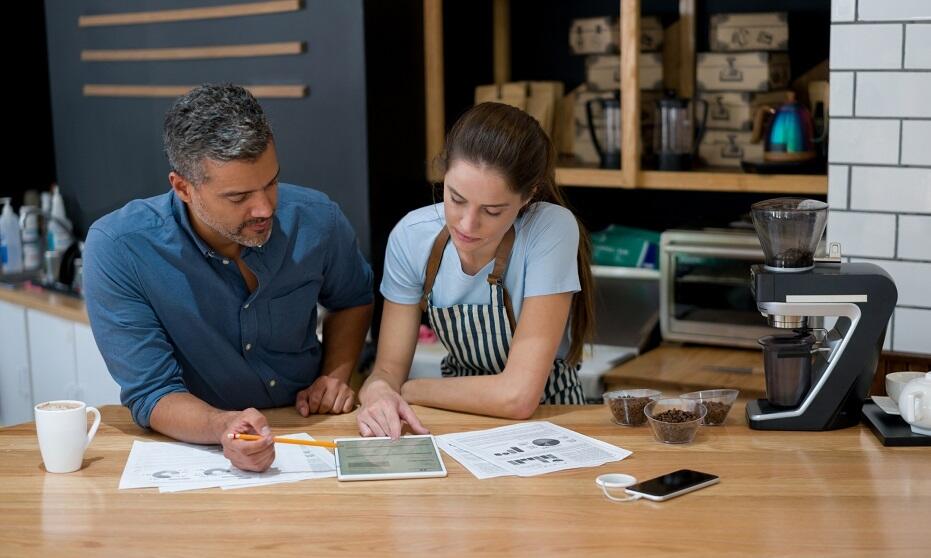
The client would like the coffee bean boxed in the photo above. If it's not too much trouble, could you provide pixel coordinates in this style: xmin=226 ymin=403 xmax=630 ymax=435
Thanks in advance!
xmin=775 ymin=248 xmax=814 ymax=268
xmin=702 ymin=401 xmax=732 ymax=425
xmin=653 ymin=409 xmax=699 ymax=423
xmin=650 ymin=408 xmax=701 ymax=443
xmin=607 ymin=396 xmax=652 ymax=426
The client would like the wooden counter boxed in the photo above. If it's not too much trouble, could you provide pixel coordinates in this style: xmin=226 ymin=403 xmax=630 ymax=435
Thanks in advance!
xmin=1 ymin=404 xmax=928 ymax=557
xmin=603 ymin=343 xmax=766 ymax=398
xmin=0 ymin=284 xmax=87 ymax=324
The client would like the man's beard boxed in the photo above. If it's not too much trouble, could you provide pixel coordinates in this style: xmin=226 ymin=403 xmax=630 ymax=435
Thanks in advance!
xmin=191 ymin=196 xmax=274 ymax=247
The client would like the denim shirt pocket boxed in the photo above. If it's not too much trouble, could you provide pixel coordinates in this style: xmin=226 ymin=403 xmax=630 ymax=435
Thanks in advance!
xmin=266 ymin=282 xmax=320 ymax=353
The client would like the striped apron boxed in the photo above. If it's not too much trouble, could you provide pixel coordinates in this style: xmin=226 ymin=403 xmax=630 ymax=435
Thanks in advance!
xmin=419 ymin=226 xmax=585 ymax=405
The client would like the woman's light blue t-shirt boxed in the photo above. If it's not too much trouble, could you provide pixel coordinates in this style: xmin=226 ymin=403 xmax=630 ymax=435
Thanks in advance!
xmin=380 ymin=201 xmax=581 ymax=358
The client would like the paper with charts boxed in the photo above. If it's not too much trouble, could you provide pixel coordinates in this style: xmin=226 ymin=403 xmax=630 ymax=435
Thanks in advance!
xmin=118 ymin=433 xmax=336 ymax=492
xmin=437 ymin=421 xmax=631 ymax=478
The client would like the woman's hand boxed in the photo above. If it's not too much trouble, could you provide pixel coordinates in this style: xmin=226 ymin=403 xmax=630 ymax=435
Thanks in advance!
xmin=356 ymin=381 xmax=429 ymax=440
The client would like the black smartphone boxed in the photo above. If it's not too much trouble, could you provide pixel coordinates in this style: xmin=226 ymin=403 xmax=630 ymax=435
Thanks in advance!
xmin=624 ymin=469 xmax=719 ymax=501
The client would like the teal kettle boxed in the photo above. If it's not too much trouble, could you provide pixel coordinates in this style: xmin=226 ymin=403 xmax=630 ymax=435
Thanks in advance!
xmin=751 ymin=91 xmax=816 ymax=162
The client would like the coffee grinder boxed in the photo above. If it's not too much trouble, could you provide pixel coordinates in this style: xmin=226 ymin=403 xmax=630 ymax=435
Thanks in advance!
xmin=746 ymin=198 xmax=897 ymax=430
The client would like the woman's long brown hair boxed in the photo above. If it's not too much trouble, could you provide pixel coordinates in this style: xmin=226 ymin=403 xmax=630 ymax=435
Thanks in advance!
xmin=434 ymin=102 xmax=594 ymax=366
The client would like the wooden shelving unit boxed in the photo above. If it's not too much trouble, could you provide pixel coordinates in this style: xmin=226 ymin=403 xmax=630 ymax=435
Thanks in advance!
xmin=423 ymin=0 xmax=828 ymax=195
xmin=557 ymin=167 xmax=826 ymax=194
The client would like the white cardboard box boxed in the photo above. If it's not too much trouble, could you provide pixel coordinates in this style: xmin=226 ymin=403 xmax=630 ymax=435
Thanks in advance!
xmin=569 ymin=16 xmax=664 ymax=54
xmin=696 ymin=52 xmax=790 ymax=92
xmin=698 ymin=129 xmax=764 ymax=167
xmin=586 ymin=53 xmax=664 ymax=91
xmin=710 ymin=12 xmax=789 ymax=52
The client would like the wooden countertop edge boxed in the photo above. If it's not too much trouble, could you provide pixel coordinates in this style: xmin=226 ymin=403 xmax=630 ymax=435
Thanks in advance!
xmin=0 ymin=286 xmax=88 ymax=324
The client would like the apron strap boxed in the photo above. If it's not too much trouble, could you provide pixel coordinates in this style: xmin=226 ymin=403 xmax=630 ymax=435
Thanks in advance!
xmin=487 ymin=227 xmax=517 ymax=331
xmin=419 ymin=227 xmax=451 ymax=313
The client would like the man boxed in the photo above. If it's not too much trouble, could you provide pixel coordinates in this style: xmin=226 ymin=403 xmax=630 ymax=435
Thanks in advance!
xmin=84 ymin=84 xmax=373 ymax=472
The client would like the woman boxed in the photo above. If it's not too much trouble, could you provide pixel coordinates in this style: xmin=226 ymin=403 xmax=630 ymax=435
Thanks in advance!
xmin=357 ymin=102 xmax=594 ymax=438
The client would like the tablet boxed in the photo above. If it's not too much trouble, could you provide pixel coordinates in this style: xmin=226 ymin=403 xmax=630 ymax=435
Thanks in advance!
xmin=334 ymin=435 xmax=447 ymax=481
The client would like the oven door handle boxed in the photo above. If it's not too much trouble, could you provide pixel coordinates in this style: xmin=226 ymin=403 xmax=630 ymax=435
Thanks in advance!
xmin=664 ymin=245 xmax=763 ymax=259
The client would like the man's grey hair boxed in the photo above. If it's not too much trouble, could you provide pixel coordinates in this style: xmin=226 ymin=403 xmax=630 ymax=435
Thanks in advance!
xmin=163 ymin=83 xmax=273 ymax=185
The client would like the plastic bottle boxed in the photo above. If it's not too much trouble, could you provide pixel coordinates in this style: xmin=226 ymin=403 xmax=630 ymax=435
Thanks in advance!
xmin=0 ymin=197 xmax=24 ymax=274
xmin=47 ymin=184 xmax=73 ymax=254
xmin=19 ymin=205 xmax=41 ymax=271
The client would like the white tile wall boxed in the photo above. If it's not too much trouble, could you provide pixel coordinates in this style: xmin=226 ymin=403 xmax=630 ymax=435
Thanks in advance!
xmin=829 ymin=72 xmax=854 ymax=116
xmin=850 ymin=166 xmax=931 ymax=214
xmin=858 ymin=0 xmax=931 ymax=22
xmin=905 ymin=24 xmax=931 ymax=69
xmin=831 ymin=0 xmax=856 ymax=22
xmin=828 ymin=165 xmax=849 ymax=209
xmin=898 ymin=215 xmax=931 ymax=260
xmin=832 ymin=1 xmax=931 ymax=355
xmin=852 ymin=259 xmax=931 ymax=307
xmin=828 ymin=211 xmax=896 ymax=258
xmin=893 ymin=307 xmax=931 ymax=354
xmin=901 ymin=120 xmax=931 ymax=165
xmin=829 ymin=119 xmax=900 ymax=164
xmin=855 ymin=73 xmax=931 ymax=117
xmin=830 ymin=24 xmax=903 ymax=69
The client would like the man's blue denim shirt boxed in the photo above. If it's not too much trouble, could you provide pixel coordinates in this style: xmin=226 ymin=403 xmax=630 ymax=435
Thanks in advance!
xmin=83 ymin=184 xmax=373 ymax=427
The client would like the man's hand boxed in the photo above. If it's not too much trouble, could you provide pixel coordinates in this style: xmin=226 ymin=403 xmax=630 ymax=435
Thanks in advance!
xmin=218 ymin=408 xmax=275 ymax=472
xmin=295 ymin=375 xmax=355 ymax=416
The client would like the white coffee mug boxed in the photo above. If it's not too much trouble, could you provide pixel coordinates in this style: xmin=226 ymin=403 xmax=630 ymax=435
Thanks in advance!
xmin=898 ymin=372 xmax=931 ymax=436
xmin=34 ymin=400 xmax=101 ymax=473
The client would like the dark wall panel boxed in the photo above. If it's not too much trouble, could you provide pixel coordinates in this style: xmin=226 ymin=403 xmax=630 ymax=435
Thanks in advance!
xmin=44 ymin=0 xmax=372 ymax=256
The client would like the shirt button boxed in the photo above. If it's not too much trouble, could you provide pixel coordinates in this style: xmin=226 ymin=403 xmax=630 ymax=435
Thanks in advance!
xmin=269 ymin=379 xmax=277 ymax=387
xmin=243 ymin=303 xmax=250 ymax=309
xmin=245 ymin=343 xmax=252 ymax=351
xmin=223 ymin=259 xmax=230 ymax=265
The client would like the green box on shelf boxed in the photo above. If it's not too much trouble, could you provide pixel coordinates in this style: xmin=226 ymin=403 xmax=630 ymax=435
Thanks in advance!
xmin=590 ymin=225 xmax=661 ymax=269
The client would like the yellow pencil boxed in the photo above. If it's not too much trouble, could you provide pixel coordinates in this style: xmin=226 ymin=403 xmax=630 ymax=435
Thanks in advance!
xmin=228 ymin=432 xmax=337 ymax=449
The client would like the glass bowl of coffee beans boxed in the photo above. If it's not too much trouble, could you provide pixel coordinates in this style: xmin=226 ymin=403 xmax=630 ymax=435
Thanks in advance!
xmin=680 ymin=389 xmax=740 ymax=426
xmin=603 ymin=389 xmax=662 ymax=426
xmin=644 ymin=398 xmax=707 ymax=444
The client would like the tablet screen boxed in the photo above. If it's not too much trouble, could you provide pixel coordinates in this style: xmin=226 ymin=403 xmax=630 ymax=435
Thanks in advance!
xmin=335 ymin=435 xmax=447 ymax=481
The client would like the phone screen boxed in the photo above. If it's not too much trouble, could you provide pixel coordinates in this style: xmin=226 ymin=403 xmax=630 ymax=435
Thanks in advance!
xmin=626 ymin=469 xmax=718 ymax=499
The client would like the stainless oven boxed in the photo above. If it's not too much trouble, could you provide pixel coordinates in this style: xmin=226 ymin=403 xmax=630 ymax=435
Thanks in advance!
xmin=660 ymin=229 xmax=784 ymax=349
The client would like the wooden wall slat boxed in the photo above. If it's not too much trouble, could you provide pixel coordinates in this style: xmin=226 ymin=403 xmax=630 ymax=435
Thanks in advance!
xmin=81 ymin=42 xmax=304 ymax=62
xmin=79 ymin=0 xmax=301 ymax=28
xmin=83 ymin=84 xmax=308 ymax=99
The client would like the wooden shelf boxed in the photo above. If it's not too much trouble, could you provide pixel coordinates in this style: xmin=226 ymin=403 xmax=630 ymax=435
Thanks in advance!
xmin=555 ymin=167 xmax=630 ymax=188
xmin=556 ymin=166 xmax=827 ymax=194
xmin=425 ymin=0 xmax=828 ymax=197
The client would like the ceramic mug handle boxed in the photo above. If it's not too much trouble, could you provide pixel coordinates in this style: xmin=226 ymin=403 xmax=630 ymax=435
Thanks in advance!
xmin=901 ymin=393 xmax=921 ymax=423
xmin=85 ymin=406 xmax=101 ymax=449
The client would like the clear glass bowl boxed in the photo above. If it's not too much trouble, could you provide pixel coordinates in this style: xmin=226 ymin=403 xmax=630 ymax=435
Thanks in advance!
xmin=644 ymin=398 xmax=707 ymax=444
xmin=603 ymin=389 xmax=662 ymax=426
xmin=680 ymin=389 xmax=740 ymax=426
